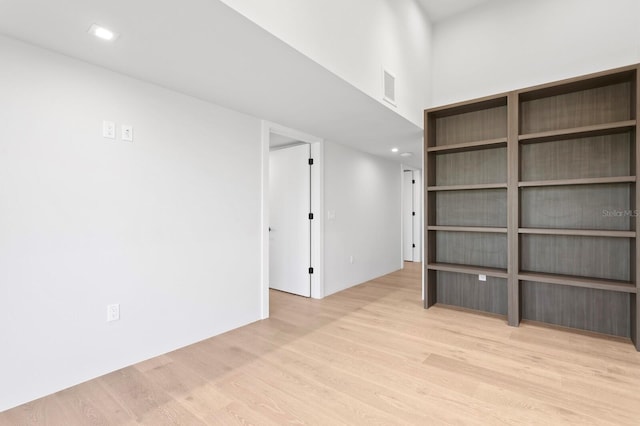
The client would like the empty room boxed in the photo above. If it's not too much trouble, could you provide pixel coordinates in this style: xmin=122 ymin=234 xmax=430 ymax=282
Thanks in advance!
xmin=1 ymin=0 xmax=640 ymax=424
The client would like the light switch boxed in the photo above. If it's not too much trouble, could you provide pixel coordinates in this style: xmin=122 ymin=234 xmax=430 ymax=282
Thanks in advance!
xmin=478 ymin=274 xmax=487 ymax=282
xmin=121 ymin=125 xmax=133 ymax=142
xmin=103 ymin=121 xmax=115 ymax=139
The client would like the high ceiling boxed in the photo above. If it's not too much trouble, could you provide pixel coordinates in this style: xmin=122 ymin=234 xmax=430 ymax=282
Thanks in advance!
xmin=417 ymin=0 xmax=494 ymax=22
xmin=0 ymin=0 xmax=495 ymax=169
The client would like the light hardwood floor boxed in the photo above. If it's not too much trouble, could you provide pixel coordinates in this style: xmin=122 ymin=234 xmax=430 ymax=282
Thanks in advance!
xmin=2 ymin=262 xmax=640 ymax=425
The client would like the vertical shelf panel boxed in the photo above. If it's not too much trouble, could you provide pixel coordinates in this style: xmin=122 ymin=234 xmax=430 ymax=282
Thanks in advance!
xmin=633 ymin=66 xmax=640 ymax=350
xmin=507 ymin=92 xmax=520 ymax=326
xmin=424 ymin=110 xmax=436 ymax=308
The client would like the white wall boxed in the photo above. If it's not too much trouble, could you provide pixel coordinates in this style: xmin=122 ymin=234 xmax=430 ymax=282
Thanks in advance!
xmin=0 ymin=36 xmax=263 ymax=412
xmin=323 ymin=142 xmax=402 ymax=296
xmin=220 ymin=0 xmax=433 ymax=127
xmin=432 ymin=0 xmax=640 ymax=106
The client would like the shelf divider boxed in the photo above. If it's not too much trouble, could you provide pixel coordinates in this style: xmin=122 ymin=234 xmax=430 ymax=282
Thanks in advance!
xmin=428 ymin=263 xmax=508 ymax=279
xmin=519 ymin=120 xmax=636 ymax=144
xmin=519 ymin=176 xmax=636 ymax=187
xmin=518 ymin=271 xmax=637 ymax=293
xmin=427 ymin=183 xmax=507 ymax=192
xmin=427 ymin=137 xmax=507 ymax=154
xmin=428 ymin=226 xmax=507 ymax=233
xmin=518 ymin=228 xmax=636 ymax=238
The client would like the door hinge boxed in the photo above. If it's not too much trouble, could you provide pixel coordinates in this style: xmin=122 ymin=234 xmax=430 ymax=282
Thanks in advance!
xmin=412 ymin=243 xmax=416 ymax=248
xmin=412 ymin=212 xmax=416 ymax=216
xmin=308 ymin=267 xmax=314 ymax=274
xmin=412 ymin=179 xmax=415 ymax=184
xmin=308 ymin=158 xmax=314 ymax=165
xmin=309 ymin=213 xmax=314 ymax=220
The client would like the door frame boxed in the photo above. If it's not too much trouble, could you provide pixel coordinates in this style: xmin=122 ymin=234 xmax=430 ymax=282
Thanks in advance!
xmin=261 ymin=121 xmax=324 ymax=319
xmin=402 ymin=164 xmax=424 ymax=301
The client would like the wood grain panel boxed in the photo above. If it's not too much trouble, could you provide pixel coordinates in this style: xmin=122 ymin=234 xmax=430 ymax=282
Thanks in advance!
xmin=520 ymin=234 xmax=631 ymax=281
xmin=425 ymin=110 xmax=436 ymax=307
xmin=634 ymin=66 xmax=640 ymax=350
xmin=520 ymin=133 xmax=632 ymax=181
xmin=436 ymin=189 xmax=506 ymax=227
xmin=507 ymin=92 xmax=521 ymax=326
xmin=435 ymin=105 xmax=507 ymax=146
xmin=435 ymin=147 xmax=506 ymax=186
xmin=520 ymin=82 xmax=632 ymax=134
xmin=436 ymin=271 xmax=507 ymax=315
xmin=520 ymin=184 xmax=633 ymax=230
xmin=521 ymin=281 xmax=630 ymax=337
xmin=435 ymin=231 xmax=507 ymax=269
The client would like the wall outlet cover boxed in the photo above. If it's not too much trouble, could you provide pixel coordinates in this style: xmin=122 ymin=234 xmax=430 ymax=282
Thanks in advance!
xmin=107 ymin=303 xmax=120 ymax=322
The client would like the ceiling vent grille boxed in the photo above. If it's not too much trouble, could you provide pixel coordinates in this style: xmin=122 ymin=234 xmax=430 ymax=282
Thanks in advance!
xmin=383 ymin=69 xmax=396 ymax=106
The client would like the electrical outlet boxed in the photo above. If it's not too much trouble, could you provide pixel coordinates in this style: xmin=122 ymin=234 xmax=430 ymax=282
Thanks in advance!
xmin=478 ymin=274 xmax=487 ymax=282
xmin=103 ymin=121 xmax=115 ymax=139
xmin=121 ymin=125 xmax=133 ymax=142
xmin=107 ymin=303 xmax=120 ymax=322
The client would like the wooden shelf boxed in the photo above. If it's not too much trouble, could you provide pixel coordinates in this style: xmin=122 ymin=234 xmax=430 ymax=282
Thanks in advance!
xmin=519 ymin=120 xmax=636 ymax=144
xmin=427 ymin=183 xmax=507 ymax=192
xmin=519 ymin=176 xmax=636 ymax=187
xmin=426 ymin=64 xmax=640 ymax=348
xmin=428 ymin=263 xmax=508 ymax=279
xmin=519 ymin=228 xmax=636 ymax=238
xmin=429 ymin=226 xmax=507 ymax=234
xmin=518 ymin=272 xmax=637 ymax=293
xmin=427 ymin=137 xmax=507 ymax=154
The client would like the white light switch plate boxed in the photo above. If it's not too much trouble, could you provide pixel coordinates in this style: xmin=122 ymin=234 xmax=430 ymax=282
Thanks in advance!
xmin=103 ymin=121 xmax=115 ymax=139
xmin=121 ymin=125 xmax=133 ymax=142
xmin=107 ymin=303 xmax=120 ymax=322
xmin=478 ymin=274 xmax=487 ymax=282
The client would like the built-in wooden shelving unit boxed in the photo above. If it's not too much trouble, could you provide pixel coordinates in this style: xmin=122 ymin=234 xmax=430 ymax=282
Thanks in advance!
xmin=424 ymin=64 xmax=640 ymax=350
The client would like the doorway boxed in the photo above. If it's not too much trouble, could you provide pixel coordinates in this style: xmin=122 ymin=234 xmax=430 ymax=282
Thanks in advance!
xmin=260 ymin=121 xmax=323 ymax=319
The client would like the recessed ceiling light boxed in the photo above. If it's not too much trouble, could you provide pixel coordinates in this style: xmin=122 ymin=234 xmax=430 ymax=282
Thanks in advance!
xmin=391 ymin=148 xmax=399 ymax=153
xmin=88 ymin=24 xmax=119 ymax=41
xmin=400 ymin=152 xmax=413 ymax=157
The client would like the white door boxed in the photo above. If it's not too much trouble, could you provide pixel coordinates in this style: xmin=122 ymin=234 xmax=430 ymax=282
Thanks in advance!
xmin=403 ymin=171 xmax=415 ymax=261
xmin=403 ymin=170 xmax=421 ymax=262
xmin=269 ymin=144 xmax=311 ymax=297
xmin=412 ymin=171 xmax=422 ymax=261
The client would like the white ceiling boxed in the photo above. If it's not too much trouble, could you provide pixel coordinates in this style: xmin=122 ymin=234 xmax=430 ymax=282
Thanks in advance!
xmin=0 ymin=0 xmax=492 ymax=169
xmin=417 ymin=0 xmax=495 ymax=22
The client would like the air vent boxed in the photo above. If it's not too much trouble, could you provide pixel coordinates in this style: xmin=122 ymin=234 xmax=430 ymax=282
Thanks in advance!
xmin=383 ymin=69 xmax=396 ymax=106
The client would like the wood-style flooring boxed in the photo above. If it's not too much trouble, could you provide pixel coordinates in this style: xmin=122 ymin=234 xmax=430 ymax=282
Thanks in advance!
xmin=2 ymin=262 xmax=640 ymax=425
